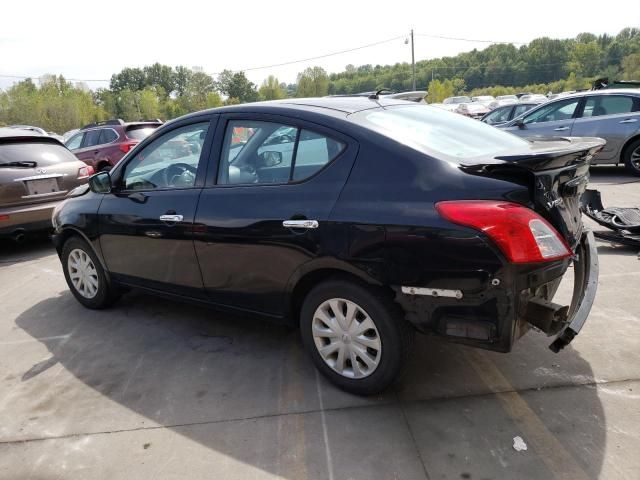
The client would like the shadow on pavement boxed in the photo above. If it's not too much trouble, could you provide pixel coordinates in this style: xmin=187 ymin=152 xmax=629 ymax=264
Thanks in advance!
xmin=0 ymin=235 xmax=56 ymax=264
xmin=12 ymin=290 xmax=606 ymax=479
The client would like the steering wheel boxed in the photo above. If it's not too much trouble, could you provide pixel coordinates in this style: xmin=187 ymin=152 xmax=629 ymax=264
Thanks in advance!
xmin=164 ymin=162 xmax=197 ymax=187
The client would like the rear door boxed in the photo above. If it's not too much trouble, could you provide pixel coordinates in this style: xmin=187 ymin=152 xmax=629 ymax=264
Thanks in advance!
xmin=570 ymin=94 xmax=640 ymax=163
xmin=193 ymin=114 xmax=358 ymax=316
xmin=98 ymin=118 xmax=214 ymax=296
xmin=506 ymin=97 xmax=582 ymax=138
xmin=71 ymin=129 xmax=102 ymax=168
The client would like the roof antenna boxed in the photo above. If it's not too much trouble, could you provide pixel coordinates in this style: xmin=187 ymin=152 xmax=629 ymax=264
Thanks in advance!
xmin=368 ymin=88 xmax=391 ymax=100
xmin=368 ymin=88 xmax=392 ymax=109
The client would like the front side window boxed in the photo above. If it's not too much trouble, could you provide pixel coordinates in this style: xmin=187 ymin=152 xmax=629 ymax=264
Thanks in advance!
xmin=218 ymin=120 xmax=344 ymax=185
xmin=65 ymin=132 xmax=84 ymax=150
xmin=513 ymin=104 xmax=533 ymax=117
xmin=581 ymin=96 xmax=635 ymax=118
xmin=523 ymin=98 xmax=580 ymax=124
xmin=121 ymin=122 xmax=209 ymax=191
xmin=483 ymin=107 xmax=512 ymax=124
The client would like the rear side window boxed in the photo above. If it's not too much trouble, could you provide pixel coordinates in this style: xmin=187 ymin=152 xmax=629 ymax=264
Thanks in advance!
xmin=218 ymin=120 xmax=345 ymax=185
xmin=82 ymin=130 xmax=101 ymax=148
xmin=582 ymin=96 xmax=635 ymax=118
xmin=125 ymin=126 xmax=159 ymax=140
xmin=99 ymin=129 xmax=118 ymax=144
xmin=0 ymin=141 xmax=79 ymax=166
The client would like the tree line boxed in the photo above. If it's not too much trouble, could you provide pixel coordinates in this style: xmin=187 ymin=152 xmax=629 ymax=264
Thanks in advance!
xmin=1 ymin=27 xmax=638 ymax=133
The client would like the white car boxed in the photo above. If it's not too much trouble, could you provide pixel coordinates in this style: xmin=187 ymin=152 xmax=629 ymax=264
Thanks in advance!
xmin=471 ymin=95 xmax=495 ymax=107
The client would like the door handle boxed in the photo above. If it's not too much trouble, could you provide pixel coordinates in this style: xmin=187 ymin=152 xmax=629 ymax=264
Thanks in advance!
xmin=159 ymin=214 xmax=183 ymax=222
xmin=283 ymin=219 xmax=319 ymax=229
xmin=619 ymin=118 xmax=638 ymax=124
xmin=554 ymin=126 xmax=570 ymax=131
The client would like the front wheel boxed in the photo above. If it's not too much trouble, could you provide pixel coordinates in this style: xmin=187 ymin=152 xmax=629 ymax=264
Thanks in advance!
xmin=300 ymin=280 xmax=414 ymax=395
xmin=623 ymin=138 xmax=640 ymax=177
xmin=61 ymin=236 xmax=120 ymax=309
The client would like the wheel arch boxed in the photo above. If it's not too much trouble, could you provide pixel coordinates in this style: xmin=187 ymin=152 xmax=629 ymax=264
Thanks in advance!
xmin=285 ymin=261 xmax=389 ymax=325
xmin=54 ymin=227 xmax=107 ymax=271
xmin=620 ymin=134 xmax=640 ymax=164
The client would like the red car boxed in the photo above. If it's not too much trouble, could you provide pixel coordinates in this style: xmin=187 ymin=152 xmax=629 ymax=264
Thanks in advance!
xmin=65 ymin=119 xmax=162 ymax=171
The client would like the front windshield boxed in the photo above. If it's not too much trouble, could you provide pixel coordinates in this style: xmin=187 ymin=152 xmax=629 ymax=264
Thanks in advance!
xmin=355 ymin=105 xmax=529 ymax=160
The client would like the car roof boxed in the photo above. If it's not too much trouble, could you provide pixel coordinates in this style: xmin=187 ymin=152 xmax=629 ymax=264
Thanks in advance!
xmin=561 ymin=88 xmax=640 ymax=99
xmin=180 ymin=97 xmax=417 ymax=119
xmin=0 ymin=127 xmax=63 ymax=144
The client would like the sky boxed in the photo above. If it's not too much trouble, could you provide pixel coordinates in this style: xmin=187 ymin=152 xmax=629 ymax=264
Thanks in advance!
xmin=1 ymin=0 xmax=638 ymax=90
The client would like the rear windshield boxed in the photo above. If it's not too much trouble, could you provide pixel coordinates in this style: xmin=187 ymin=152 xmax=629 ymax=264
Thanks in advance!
xmin=354 ymin=105 xmax=529 ymax=160
xmin=125 ymin=125 xmax=159 ymax=140
xmin=0 ymin=141 xmax=78 ymax=166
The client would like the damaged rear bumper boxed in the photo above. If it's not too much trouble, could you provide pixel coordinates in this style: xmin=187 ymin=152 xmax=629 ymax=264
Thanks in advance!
xmin=548 ymin=230 xmax=599 ymax=352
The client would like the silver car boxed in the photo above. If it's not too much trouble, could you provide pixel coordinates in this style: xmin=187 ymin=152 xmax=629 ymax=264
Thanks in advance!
xmin=501 ymin=89 xmax=640 ymax=175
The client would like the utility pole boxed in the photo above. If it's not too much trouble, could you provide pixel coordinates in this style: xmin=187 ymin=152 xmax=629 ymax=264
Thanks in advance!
xmin=411 ymin=29 xmax=416 ymax=91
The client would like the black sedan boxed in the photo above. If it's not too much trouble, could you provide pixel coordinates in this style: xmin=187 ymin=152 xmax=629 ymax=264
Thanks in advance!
xmin=481 ymin=102 xmax=538 ymax=126
xmin=52 ymin=98 xmax=603 ymax=395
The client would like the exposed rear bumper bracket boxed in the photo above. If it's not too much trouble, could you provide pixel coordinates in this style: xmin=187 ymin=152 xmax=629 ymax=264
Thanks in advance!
xmin=549 ymin=230 xmax=598 ymax=353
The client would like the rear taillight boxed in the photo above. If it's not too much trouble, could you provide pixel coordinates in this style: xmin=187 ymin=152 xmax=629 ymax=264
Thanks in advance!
xmin=77 ymin=165 xmax=95 ymax=179
xmin=435 ymin=200 xmax=571 ymax=263
xmin=119 ymin=141 xmax=137 ymax=153
xmin=0 ymin=215 xmax=9 ymax=221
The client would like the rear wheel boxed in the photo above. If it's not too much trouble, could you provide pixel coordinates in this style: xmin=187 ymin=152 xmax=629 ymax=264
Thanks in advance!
xmin=300 ymin=279 xmax=414 ymax=395
xmin=623 ymin=138 xmax=640 ymax=177
xmin=61 ymin=236 xmax=120 ymax=309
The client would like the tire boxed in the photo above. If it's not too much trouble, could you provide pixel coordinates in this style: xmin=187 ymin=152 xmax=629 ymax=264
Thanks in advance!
xmin=623 ymin=138 xmax=640 ymax=177
xmin=300 ymin=279 xmax=415 ymax=395
xmin=61 ymin=236 xmax=120 ymax=309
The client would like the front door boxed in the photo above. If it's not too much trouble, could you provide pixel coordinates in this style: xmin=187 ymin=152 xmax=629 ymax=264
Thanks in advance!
xmin=194 ymin=115 xmax=357 ymax=316
xmin=98 ymin=119 xmax=213 ymax=296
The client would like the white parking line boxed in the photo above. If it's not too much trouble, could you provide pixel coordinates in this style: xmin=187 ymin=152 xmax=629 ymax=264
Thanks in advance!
xmin=315 ymin=369 xmax=334 ymax=480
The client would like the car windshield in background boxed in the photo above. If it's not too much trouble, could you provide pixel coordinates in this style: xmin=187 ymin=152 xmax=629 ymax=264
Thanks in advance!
xmin=125 ymin=126 xmax=158 ymax=140
xmin=357 ymin=105 xmax=529 ymax=160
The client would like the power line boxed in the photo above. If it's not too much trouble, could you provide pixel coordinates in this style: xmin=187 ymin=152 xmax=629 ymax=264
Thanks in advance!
xmin=223 ymin=35 xmax=407 ymax=74
xmin=415 ymin=32 xmax=527 ymax=45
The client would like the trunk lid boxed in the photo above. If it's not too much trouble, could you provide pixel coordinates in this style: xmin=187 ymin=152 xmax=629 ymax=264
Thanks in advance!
xmin=460 ymin=137 xmax=606 ymax=249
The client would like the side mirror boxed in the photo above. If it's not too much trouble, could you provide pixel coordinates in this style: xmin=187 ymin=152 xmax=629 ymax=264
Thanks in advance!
xmin=515 ymin=118 xmax=525 ymax=128
xmin=258 ymin=150 xmax=283 ymax=168
xmin=88 ymin=171 xmax=112 ymax=194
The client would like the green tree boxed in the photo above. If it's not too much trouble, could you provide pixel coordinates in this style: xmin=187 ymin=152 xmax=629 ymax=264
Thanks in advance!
xmin=258 ymin=75 xmax=286 ymax=100
xmin=621 ymin=53 xmax=640 ymax=80
xmin=296 ymin=67 xmax=329 ymax=97
xmin=216 ymin=70 xmax=259 ymax=103
xmin=110 ymin=67 xmax=146 ymax=92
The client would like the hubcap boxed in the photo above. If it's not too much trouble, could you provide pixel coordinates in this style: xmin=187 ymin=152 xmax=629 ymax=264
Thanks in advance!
xmin=631 ymin=146 xmax=640 ymax=170
xmin=312 ymin=298 xmax=381 ymax=379
xmin=67 ymin=248 xmax=99 ymax=299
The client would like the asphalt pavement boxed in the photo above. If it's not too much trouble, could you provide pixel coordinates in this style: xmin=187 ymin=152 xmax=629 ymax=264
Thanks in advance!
xmin=1 ymin=166 xmax=639 ymax=480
